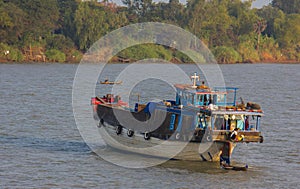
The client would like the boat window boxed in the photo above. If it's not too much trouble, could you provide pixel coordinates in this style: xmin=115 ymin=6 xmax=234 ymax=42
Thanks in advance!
xmin=197 ymin=95 xmax=203 ymax=105
xmin=196 ymin=94 xmax=209 ymax=106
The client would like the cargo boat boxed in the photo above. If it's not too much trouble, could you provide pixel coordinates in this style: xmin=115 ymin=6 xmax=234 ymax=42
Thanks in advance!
xmin=91 ymin=73 xmax=263 ymax=165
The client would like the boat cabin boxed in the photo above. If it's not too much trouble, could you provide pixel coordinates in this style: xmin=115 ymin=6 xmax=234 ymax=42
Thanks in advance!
xmin=173 ymin=75 xmax=262 ymax=133
xmin=174 ymin=84 xmax=238 ymax=107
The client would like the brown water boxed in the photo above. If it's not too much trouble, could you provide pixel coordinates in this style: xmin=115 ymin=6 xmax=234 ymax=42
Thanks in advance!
xmin=0 ymin=63 xmax=299 ymax=188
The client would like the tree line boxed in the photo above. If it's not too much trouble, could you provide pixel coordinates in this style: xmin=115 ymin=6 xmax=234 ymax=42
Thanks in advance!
xmin=0 ymin=0 xmax=299 ymax=63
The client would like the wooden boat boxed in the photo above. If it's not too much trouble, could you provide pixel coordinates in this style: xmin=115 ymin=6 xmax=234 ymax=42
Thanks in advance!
xmin=91 ymin=73 xmax=264 ymax=165
xmin=100 ymin=80 xmax=122 ymax=85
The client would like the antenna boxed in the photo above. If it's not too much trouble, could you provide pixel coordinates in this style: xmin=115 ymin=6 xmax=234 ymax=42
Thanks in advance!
xmin=190 ymin=72 xmax=200 ymax=89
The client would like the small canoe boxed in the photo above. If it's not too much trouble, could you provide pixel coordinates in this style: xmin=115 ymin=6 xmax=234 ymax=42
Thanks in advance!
xmin=100 ymin=81 xmax=122 ymax=85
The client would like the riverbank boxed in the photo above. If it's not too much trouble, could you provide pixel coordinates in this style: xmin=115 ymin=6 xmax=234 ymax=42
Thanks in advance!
xmin=1 ymin=58 xmax=299 ymax=64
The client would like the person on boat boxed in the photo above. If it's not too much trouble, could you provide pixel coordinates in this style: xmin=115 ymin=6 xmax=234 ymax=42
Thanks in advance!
xmin=245 ymin=116 xmax=249 ymax=130
xmin=198 ymin=81 xmax=209 ymax=89
xmin=230 ymin=128 xmax=239 ymax=140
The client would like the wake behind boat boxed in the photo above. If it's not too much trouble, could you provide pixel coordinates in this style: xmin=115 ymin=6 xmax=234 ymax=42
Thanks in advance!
xmin=91 ymin=73 xmax=264 ymax=166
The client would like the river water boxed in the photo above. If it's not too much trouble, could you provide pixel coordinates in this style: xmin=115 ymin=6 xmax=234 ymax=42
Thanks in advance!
xmin=0 ymin=63 xmax=299 ymax=188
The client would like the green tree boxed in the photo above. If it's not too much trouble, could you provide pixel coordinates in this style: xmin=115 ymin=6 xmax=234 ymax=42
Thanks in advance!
xmin=200 ymin=0 xmax=234 ymax=47
xmin=46 ymin=34 xmax=75 ymax=53
xmin=74 ymin=1 xmax=129 ymax=51
xmin=0 ymin=1 xmax=27 ymax=45
xmin=272 ymin=0 xmax=300 ymax=14
xmin=162 ymin=0 xmax=185 ymax=24
xmin=253 ymin=19 xmax=267 ymax=51
xmin=74 ymin=2 xmax=107 ymax=50
xmin=228 ymin=0 xmax=260 ymax=36
xmin=186 ymin=0 xmax=206 ymax=38
xmin=122 ymin=0 xmax=153 ymax=21
xmin=257 ymin=5 xmax=285 ymax=38
xmin=274 ymin=14 xmax=300 ymax=60
xmin=10 ymin=0 xmax=60 ymax=39
xmin=58 ymin=0 xmax=79 ymax=41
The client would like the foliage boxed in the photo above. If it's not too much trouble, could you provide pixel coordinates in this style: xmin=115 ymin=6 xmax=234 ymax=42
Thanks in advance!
xmin=45 ymin=49 xmax=66 ymax=62
xmin=67 ymin=49 xmax=83 ymax=63
xmin=237 ymin=34 xmax=260 ymax=62
xmin=10 ymin=0 xmax=60 ymax=34
xmin=7 ymin=48 xmax=24 ymax=62
xmin=274 ymin=14 xmax=300 ymax=48
xmin=46 ymin=34 xmax=75 ymax=53
xmin=212 ymin=46 xmax=242 ymax=63
xmin=272 ymin=0 xmax=300 ymax=14
xmin=273 ymin=13 xmax=300 ymax=60
xmin=259 ymin=35 xmax=281 ymax=61
xmin=117 ymin=44 xmax=173 ymax=61
xmin=172 ymin=50 xmax=193 ymax=63
xmin=0 ymin=43 xmax=23 ymax=61
xmin=257 ymin=5 xmax=285 ymax=38
xmin=0 ymin=1 xmax=27 ymax=45
xmin=74 ymin=1 xmax=129 ymax=51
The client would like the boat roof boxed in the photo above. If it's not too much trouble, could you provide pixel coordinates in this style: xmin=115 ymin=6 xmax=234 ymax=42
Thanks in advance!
xmin=174 ymin=84 xmax=236 ymax=95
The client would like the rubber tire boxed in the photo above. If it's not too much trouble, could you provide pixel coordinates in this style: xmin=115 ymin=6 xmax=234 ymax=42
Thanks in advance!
xmin=144 ymin=132 xmax=150 ymax=140
xmin=116 ymin=126 xmax=122 ymax=135
xmin=127 ymin=129 xmax=134 ymax=137
xmin=175 ymin=132 xmax=180 ymax=140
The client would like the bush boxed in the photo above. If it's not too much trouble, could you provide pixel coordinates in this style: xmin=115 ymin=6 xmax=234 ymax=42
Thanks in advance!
xmin=45 ymin=49 xmax=66 ymax=62
xmin=238 ymin=42 xmax=260 ymax=62
xmin=66 ymin=49 xmax=83 ymax=63
xmin=0 ymin=43 xmax=24 ymax=62
xmin=212 ymin=46 xmax=242 ymax=63
xmin=173 ymin=50 xmax=193 ymax=63
xmin=117 ymin=44 xmax=173 ymax=61
xmin=259 ymin=36 xmax=281 ymax=61
xmin=237 ymin=34 xmax=260 ymax=63
xmin=0 ymin=43 xmax=10 ymax=59
xmin=8 ymin=49 xmax=24 ymax=62
xmin=281 ymin=48 xmax=300 ymax=61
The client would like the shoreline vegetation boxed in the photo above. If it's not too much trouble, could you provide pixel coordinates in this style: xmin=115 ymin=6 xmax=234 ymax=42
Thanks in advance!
xmin=0 ymin=0 xmax=299 ymax=64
